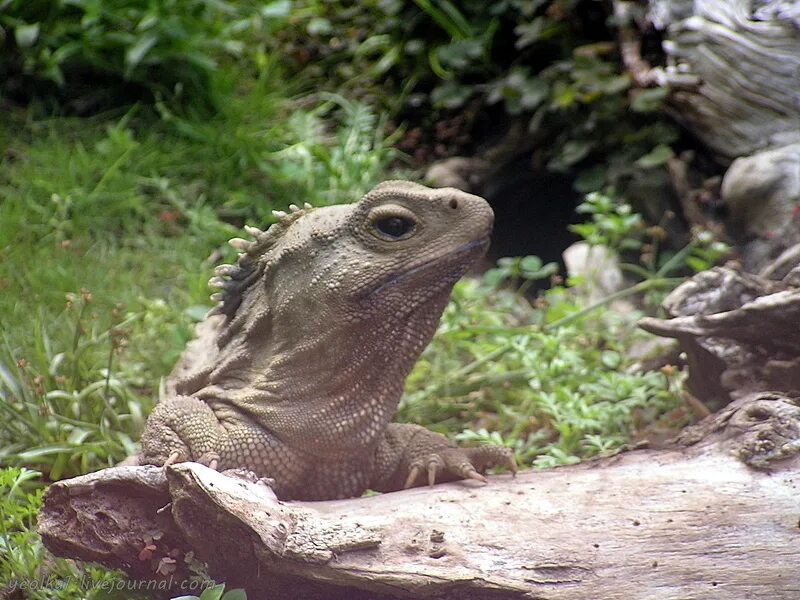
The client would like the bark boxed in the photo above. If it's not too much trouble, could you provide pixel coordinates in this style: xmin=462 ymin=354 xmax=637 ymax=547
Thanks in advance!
xmin=38 ymin=390 xmax=800 ymax=600
xmin=639 ymin=249 xmax=800 ymax=407
xmin=637 ymin=0 xmax=800 ymax=161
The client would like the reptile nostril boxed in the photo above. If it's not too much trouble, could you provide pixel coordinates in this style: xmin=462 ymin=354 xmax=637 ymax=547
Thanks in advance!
xmin=449 ymin=198 xmax=459 ymax=209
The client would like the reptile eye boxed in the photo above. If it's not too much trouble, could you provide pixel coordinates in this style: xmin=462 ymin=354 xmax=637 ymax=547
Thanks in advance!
xmin=374 ymin=216 xmax=415 ymax=239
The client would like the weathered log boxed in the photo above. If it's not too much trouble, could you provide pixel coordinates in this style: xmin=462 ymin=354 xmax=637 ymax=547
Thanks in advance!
xmin=39 ymin=391 xmax=800 ymax=600
xmin=639 ymin=250 xmax=800 ymax=406
xmin=642 ymin=0 xmax=800 ymax=160
xmin=615 ymin=0 xmax=800 ymax=269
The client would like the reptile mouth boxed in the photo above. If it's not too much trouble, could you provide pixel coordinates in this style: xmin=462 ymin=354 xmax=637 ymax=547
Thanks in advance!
xmin=362 ymin=236 xmax=491 ymax=300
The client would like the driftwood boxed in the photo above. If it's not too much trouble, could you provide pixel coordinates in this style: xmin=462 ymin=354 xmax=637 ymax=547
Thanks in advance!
xmin=40 ymin=297 xmax=800 ymax=590
xmin=614 ymin=0 xmax=800 ymax=271
xmin=39 ymin=251 xmax=800 ymax=598
xmin=639 ymin=252 xmax=800 ymax=407
xmin=628 ymin=0 xmax=800 ymax=160
xmin=37 ymin=391 xmax=800 ymax=600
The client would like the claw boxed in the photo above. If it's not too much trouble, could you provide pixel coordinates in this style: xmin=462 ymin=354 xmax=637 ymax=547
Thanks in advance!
xmin=404 ymin=465 xmax=421 ymax=489
xmin=208 ymin=458 xmax=219 ymax=471
xmin=465 ymin=469 xmax=488 ymax=484
xmin=228 ymin=237 xmax=253 ymax=251
xmin=508 ymin=455 xmax=518 ymax=478
xmin=163 ymin=451 xmax=181 ymax=467
xmin=427 ymin=462 xmax=438 ymax=487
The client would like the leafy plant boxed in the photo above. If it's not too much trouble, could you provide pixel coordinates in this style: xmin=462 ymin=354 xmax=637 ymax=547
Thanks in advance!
xmin=271 ymin=0 xmax=680 ymax=187
xmin=173 ymin=583 xmax=247 ymax=600
xmin=0 ymin=466 xmax=130 ymax=598
xmin=0 ymin=290 xmax=187 ymax=480
xmin=402 ymin=273 xmax=691 ymax=468
xmin=0 ymin=0 xmax=292 ymax=111
xmin=571 ymin=190 xmax=730 ymax=283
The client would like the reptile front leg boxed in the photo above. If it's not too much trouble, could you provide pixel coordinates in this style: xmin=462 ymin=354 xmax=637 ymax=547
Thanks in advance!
xmin=140 ymin=396 xmax=310 ymax=498
xmin=370 ymin=423 xmax=516 ymax=492
xmin=140 ymin=396 xmax=223 ymax=469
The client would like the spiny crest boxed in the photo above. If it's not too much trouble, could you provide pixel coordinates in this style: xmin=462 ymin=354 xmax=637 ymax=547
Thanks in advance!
xmin=209 ymin=202 xmax=314 ymax=318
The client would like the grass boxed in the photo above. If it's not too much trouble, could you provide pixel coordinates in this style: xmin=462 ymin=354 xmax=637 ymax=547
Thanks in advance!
xmin=0 ymin=467 xmax=131 ymax=598
xmin=402 ymin=274 xmax=690 ymax=468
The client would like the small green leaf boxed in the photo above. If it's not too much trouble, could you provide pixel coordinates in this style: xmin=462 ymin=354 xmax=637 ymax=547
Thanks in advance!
xmin=221 ymin=589 xmax=247 ymax=600
xmin=520 ymin=256 xmax=543 ymax=272
xmin=435 ymin=39 xmax=484 ymax=71
xmin=261 ymin=0 xmax=291 ymax=17
xmin=14 ymin=23 xmax=40 ymax=48
xmin=307 ymin=17 xmax=332 ymax=35
xmin=431 ymin=81 xmax=472 ymax=109
xmin=199 ymin=584 xmax=226 ymax=600
xmin=635 ymin=144 xmax=674 ymax=168
xmin=550 ymin=139 xmax=594 ymax=170
xmin=601 ymin=351 xmax=621 ymax=369
xmin=124 ymin=34 xmax=158 ymax=75
xmin=514 ymin=17 xmax=545 ymax=49
xmin=482 ymin=268 xmax=506 ymax=287
xmin=16 ymin=444 xmax=74 ymax=460
xmin=631 ymin=87 xmax=669 ymax=113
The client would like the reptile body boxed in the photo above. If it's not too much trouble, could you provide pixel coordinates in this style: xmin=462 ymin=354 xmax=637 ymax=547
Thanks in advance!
xmin=140 ymin=181 xmax=514 ymax=500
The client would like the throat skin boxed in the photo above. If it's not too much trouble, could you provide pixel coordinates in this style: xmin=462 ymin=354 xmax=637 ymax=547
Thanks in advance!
xmin=194 ymin=283 xmax=454 ymax=456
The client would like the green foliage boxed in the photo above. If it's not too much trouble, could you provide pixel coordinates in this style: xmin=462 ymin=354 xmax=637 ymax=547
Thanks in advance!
xmin=0 ymin=286 xmax=196 ymax=479
xmin=571 ymin=191 xmax=645 ymax=251
xmin=0 ymin=466 xmax=130 ymax=598
xmin=0 ymin=0 xmax=292 ymax=110
xmin=402 ymin=274 xmax=690 ymax=468
xmin=571 ymin=190 xmax=730 ymax=281
xmin=276 ymin=0 xmax=679 ymax=187
xmin=402 ymin=191 xmax=730 ymax=468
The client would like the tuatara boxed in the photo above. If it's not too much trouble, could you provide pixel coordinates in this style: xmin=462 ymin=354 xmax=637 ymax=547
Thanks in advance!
xmin=139 ymin=180 xmax=515 ymax=500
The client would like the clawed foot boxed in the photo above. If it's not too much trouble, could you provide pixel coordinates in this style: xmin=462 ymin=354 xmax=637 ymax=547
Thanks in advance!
xmin=162 ymin=450 xmax=220 ymax=471
xmin=404 ymin=445 xmax=517 ymax=489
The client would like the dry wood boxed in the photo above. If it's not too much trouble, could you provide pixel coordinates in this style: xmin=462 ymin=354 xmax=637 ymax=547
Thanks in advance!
xmin=38 ymin=390 xmax=800 ymax=600
xmin=639 ymin=257 xmax=800 ymax=407
xmin=627 ymin=0 xmax=800 ymax=160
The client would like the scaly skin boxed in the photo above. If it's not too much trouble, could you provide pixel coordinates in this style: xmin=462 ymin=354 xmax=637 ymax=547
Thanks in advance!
xmin=140 ymin=181 xmax=515 ymax=500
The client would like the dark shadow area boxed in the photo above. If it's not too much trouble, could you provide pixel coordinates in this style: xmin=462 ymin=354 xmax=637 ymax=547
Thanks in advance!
xmin=482 ymin=154 xmax=581 ymax=270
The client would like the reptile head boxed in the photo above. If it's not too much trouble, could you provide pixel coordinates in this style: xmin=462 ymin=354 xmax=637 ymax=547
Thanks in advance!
xmin=212 ymin=181 xmax=493 ymax=327
xmin=345 ymin=180 xmax=494 ymax=308
xmin=204 ymin=181 xmax=494 ymax=435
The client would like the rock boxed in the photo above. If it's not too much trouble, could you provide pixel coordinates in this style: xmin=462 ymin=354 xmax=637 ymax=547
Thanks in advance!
xmin=562 ymin=242 xmax=626 ymax=305
xmin=721 ymin=144 xmax=800 ymax=269
xmin=424 ymin=157 xmax=489 ymax=192
xmin=722 ymin=143 xmax=800 ymax=239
